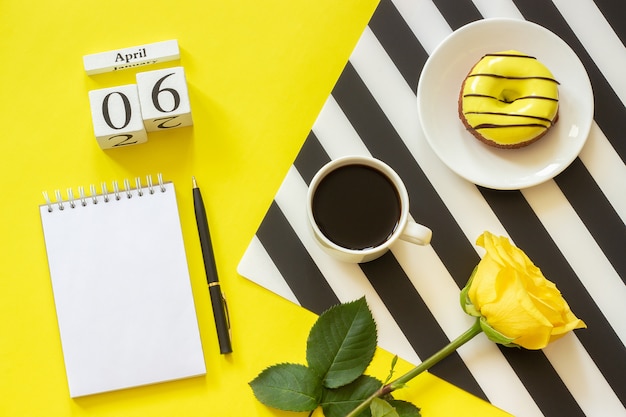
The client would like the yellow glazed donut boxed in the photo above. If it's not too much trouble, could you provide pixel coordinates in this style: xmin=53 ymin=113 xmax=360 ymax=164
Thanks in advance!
xmin=459 ymin=50 xmax=559 ymax=148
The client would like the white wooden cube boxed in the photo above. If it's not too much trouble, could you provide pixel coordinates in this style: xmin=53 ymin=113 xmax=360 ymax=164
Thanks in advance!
xmin=88 ymin=84 xmax=147 ymax=149
xmin=136 ymin=66 xmax=193 ymax=132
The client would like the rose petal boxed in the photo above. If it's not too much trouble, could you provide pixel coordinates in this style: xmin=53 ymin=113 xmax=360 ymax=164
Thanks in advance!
xmin=479 ymin=269 xmax=554 ymax=349
xmin=468 ymin=232 xmax=586 ymax=350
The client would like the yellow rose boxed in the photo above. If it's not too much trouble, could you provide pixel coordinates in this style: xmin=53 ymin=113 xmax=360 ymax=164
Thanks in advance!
xmin=462 ymin=231 xmax=586 ymax=350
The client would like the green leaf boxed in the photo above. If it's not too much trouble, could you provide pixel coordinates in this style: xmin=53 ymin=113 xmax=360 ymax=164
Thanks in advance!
xmin=371 ymin=398 xmax=400 ymax=417
xmin=321 ymin=375 xmax=382 ymax=417
xmin=386 ymin=400 xmax=421 ymax=417
xmin=249 ymin=363 xmax=322 ymax=412
xmin=307 ymin=297 xmax=377 ymax=388
xmin=383 ymin=355 xmax=399 ymax=385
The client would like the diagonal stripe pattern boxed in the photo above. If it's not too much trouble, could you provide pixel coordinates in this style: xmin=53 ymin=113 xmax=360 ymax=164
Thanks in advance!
xmin=239 ymin=1 xmax=626 ymax=416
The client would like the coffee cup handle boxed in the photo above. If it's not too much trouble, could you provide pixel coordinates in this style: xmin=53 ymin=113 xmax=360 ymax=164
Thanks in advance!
xmin=399 ymin=220 xmax=432 ymax=246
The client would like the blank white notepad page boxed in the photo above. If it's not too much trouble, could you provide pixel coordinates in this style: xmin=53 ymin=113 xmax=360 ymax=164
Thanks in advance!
xmin=40 ymin=180 xmax=205 ymax=397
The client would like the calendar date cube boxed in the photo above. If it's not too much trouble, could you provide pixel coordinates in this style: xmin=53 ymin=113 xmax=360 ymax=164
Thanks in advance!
xmin=136 ymin=66 xmax=193 ymax=132
xmin=88 ymin=84 xmax=148 ymax=149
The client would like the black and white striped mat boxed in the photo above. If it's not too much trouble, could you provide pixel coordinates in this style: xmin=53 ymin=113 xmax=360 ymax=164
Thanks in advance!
xmin=238 ymin=1 xmax=626 ymax=416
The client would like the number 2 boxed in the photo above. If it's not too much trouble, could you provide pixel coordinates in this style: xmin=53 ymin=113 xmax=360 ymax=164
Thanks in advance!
xmin=108 ymin=134 xmax=138 ymax=147
xmin=154 ymin=116 xmax=181 ymax=129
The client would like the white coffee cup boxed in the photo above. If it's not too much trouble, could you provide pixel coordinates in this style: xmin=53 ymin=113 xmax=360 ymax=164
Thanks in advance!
xmin=306 ymin=155 xmax=432 ymax=263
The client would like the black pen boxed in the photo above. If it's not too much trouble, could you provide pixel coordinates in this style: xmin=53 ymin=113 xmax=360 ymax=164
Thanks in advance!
xmin=192 ymin=176 xmax=232 ymax=354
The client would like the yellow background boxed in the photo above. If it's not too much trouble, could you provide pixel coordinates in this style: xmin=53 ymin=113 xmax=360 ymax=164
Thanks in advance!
xmin=0 ymin=0 xmax=510 ymax=415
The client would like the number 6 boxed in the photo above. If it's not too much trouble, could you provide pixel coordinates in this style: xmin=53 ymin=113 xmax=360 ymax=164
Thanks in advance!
xmin=137 ymin=66 xmax=193 ymax=131
xmin=152 ymin=73 xmax=181 ymax=113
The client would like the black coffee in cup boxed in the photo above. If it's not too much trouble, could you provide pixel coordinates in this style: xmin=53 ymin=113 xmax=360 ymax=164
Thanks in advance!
xmin=311 ymin=164 xmax=401 ymax=250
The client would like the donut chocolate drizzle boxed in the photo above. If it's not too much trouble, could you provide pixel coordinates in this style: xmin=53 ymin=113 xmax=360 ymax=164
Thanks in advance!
xmin=464 ymin=111 xmax=554 ymax=124
xmin=463 ymin=93 xmax=559 ymax=103
xmin=466 ymin=73 xmax=560 ymax=84
xmin=485 ymin=52 xmax=536 ymax=58
xmin=459 ymin=50 xmax=560 ymax=146
xmin=474 ymin=123 xmax=550 ymax=129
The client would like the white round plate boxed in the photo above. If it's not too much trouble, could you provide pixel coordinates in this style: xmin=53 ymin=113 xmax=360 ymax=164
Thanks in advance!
xmin=417 ymin=18 xmax=593 ymax=190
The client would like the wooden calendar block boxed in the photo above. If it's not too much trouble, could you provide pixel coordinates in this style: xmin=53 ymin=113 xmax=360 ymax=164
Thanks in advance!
xmin=136 ymin=66 xmax=193 ymax=132
xmin=83 ymin=40 xmax=180 ymax=75
xmin=88 ymin=84 xmax=148 ymax=149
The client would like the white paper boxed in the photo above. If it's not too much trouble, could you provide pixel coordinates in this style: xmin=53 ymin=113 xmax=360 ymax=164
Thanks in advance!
xmin=40 ymin=181 xmax=205 ymax=397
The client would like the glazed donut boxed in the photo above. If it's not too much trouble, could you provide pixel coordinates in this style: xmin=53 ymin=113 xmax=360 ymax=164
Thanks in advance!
xmin=458 ymin=50 xmax=559 ymax=149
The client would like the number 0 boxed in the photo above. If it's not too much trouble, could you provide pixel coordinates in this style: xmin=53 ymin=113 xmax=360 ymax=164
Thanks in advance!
xmin=152 ymin=73 xmax=180 ymax=113
xmin=102 ymin=92 xmax=132 ymax=130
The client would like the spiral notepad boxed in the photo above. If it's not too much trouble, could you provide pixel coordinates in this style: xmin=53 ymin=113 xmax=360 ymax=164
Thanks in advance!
xmin=39 ymin=174 xmax=205 ymax=397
